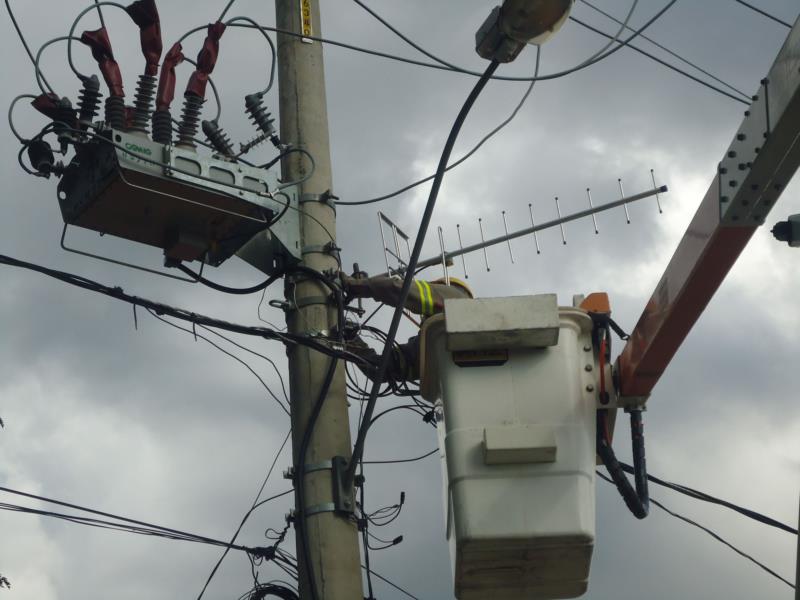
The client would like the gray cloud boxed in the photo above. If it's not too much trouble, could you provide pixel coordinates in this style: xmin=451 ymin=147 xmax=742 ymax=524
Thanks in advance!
xmin=1 ymin=1 xmax=799 ymax=599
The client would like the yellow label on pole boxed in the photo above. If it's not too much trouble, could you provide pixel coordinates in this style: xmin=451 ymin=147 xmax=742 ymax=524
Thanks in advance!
xmin=300 ymin=0 xmax=313 ymax=40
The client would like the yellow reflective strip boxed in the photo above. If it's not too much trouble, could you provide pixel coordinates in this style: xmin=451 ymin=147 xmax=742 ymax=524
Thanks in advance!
xmin=415 ymin=280 xmax=428 ymax=315
xmin=420 ymin=280 xmax=434 ymax=316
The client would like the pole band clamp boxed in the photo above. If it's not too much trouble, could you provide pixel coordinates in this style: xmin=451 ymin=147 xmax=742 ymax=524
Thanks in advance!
xmin=304 ymin=502 xmax=337 ymax=518
xmin=299 ymin=190 xmax=338 ymax=212
xmin=303 ymin=460 xmax=333 ymax=474
xmin=295 ymin=294 xmax=332 ymax=309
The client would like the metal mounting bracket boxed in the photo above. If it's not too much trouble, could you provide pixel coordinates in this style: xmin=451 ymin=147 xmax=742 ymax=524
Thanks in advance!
xmin=332 ymin=455 xmax=355 ymax=515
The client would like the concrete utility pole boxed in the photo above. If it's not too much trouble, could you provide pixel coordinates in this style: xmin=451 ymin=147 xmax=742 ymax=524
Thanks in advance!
xmin=274 ymin=1 xmax=364 ymax=599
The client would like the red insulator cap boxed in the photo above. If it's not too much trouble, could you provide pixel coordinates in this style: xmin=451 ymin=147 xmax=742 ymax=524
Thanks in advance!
xmin=31 ymin=93 xmax=62 ymax=120
xmin=155 ymin=42 xmax=185 ymax=111
xmin=125 ymin=0 xmax=163 ymax=76
xmin=80 ymin=28 xmax=125 ymax=97
xmin=185 ymin=21 xmax=226 ymax=98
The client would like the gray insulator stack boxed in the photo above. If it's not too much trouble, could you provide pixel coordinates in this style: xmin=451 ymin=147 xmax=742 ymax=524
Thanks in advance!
xmin=55 ymin=97 xmax=77 ymax=152
xmin=130 ymin=74 xmax=157 ymax=134
xmin=77 ymin=75 xmax=102 ymax=127
xmin=105 ymin=96 xmax=126 ymax=130
xmin=176 ymin=95 xmax=204 ymax=148
xmin=202 ymin=119 xmax=235 ymax=158
xmin=151 ymin=109 xmax=173 ymax=145
xmin=240 ymin=93 xmax=280 ymax=155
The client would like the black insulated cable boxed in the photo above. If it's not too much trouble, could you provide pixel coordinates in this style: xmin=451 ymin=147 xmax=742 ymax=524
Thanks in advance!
xmin=618 ymin=462 xmax=798 ymax=534
xmin=345 ymin=59 xmax=501 ymax=488
xmin=597 ymin=408 xmax=650 ymax=519
xmin=571 ymin=17 xmax=750 ymax=105
xmin=733 ymin=0 xmax=793 ymax=28
xmin=178 ymin=263 xmax=283 ymax=295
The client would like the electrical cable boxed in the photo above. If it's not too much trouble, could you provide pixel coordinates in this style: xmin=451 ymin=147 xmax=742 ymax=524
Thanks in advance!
xmin=8 ymin=94 xmax=38 ymax=142
xmin=186 ymin=0 xmax=675 ymax=84
xmin=618 ymin=462 xmax=798 ymax=535
xmin=295 ymin=356 xmax=339 ymax=600
xmin=0 ymin=485 xmax=281 ymax=554
xmin=68 ymin=1 xmax=128 ymax=82
xmin=596 ymin=473 xmax=796 ymax=590
xmin=177 ymin=264 xmax=284 ymax=295
xmin=196 ymin=431 xmax=292 ymax=600
xmin=199 ymin=325 xmax=289 ymax=404
xmin=93 ymin=0 xmax=106 ymax=28
xmin=346 ymin=59 xmax=501 ymax=489
xmin=35 ymin=36 xmax=83 ymax=95
xmin=361 ymin=565 xmax=421 ymax=600
xmin=339 ymin=1 xmax=685 ymax=206
xmin=0 ymin=252 xmax=372 ymax=368
xmin=579 ymin=0 xmax=751 ymax=100
xmin=0 ymin=501 xmax=256 ymax=547
xmin=225 ymin=16 xmax=277 ymax=95
xmin=146 ymin=309 xmax=290 ymax=416
xmin=733 ymin=0 xmax=793 ymax=28
xmin=337 ymin=46 xmax=541 ymax=206
xmin=218 ymin=0 xmax=238 ymax=21
xmin=5 ymin=0 xmax=54 ymax=92
xmin=350 ymin=0 xmax=685 ymax=84
xmin=362 ymin=449 xmax=437 ymax=465
xmin=260 ymin=147 xmax=314 ymax=172
xmin=278 ymin=548 xmax=420 ymax=600
xmin=570 ymin=17 xmax=750 ymax=105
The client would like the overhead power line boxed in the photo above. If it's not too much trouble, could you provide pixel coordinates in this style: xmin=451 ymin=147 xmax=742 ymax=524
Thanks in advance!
xmin=350 ymin=0 xmax=680 ymax=83
xmin=579 ymin=0 xmax=751 ymax=100
xmin=0 ymin=253 xmax=371 ymax=369
xmin=597 ymin=473 xmax=796 ymax=590
xmin=571 ymin=17 xmax=750 ymax=105
xmin=0 ymin=485 xmax=292 ymax=556
xmin=733 ymin=0 xmax=793 ymax=28
xmin=619 ymin=462 xmax=797 ymax=535
xmin=217 ymin=0 xmax=677 ymax=84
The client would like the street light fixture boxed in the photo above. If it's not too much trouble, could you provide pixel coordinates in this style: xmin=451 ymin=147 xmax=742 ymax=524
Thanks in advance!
xmin=476 ymin=0 xmax=574 ymax=62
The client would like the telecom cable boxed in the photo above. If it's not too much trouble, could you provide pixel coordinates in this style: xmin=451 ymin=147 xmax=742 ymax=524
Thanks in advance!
xmin=570 ymin=17 xmax=750 ymax=105
xmin=146 ymin=309 xmax=290 ymax=416
xmin=733 ymin=0 xmax=793 ymax=28
xmin=580 ymin=0 xmax=750 ymax=100
xmin=196 ymin=431 xmax=292 ymax=600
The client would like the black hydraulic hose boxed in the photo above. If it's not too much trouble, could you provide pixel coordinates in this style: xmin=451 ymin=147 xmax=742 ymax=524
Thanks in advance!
xmin=597 ymin=409 xmax=650 ymax=519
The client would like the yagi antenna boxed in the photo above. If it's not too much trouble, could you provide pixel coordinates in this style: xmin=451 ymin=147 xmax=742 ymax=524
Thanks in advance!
xmin=377 ymin=173 xmax=668 ymax=278
xmin=378 ymin=212 xmax=412 ymax=276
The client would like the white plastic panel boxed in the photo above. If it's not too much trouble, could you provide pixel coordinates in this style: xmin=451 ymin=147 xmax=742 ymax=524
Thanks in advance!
xmin=426 ymin=303 xmax=597 ymax=600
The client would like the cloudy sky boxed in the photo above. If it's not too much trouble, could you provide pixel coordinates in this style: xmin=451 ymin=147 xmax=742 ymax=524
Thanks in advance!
xmin=1 ymin=1 xmax=799 ymax=599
